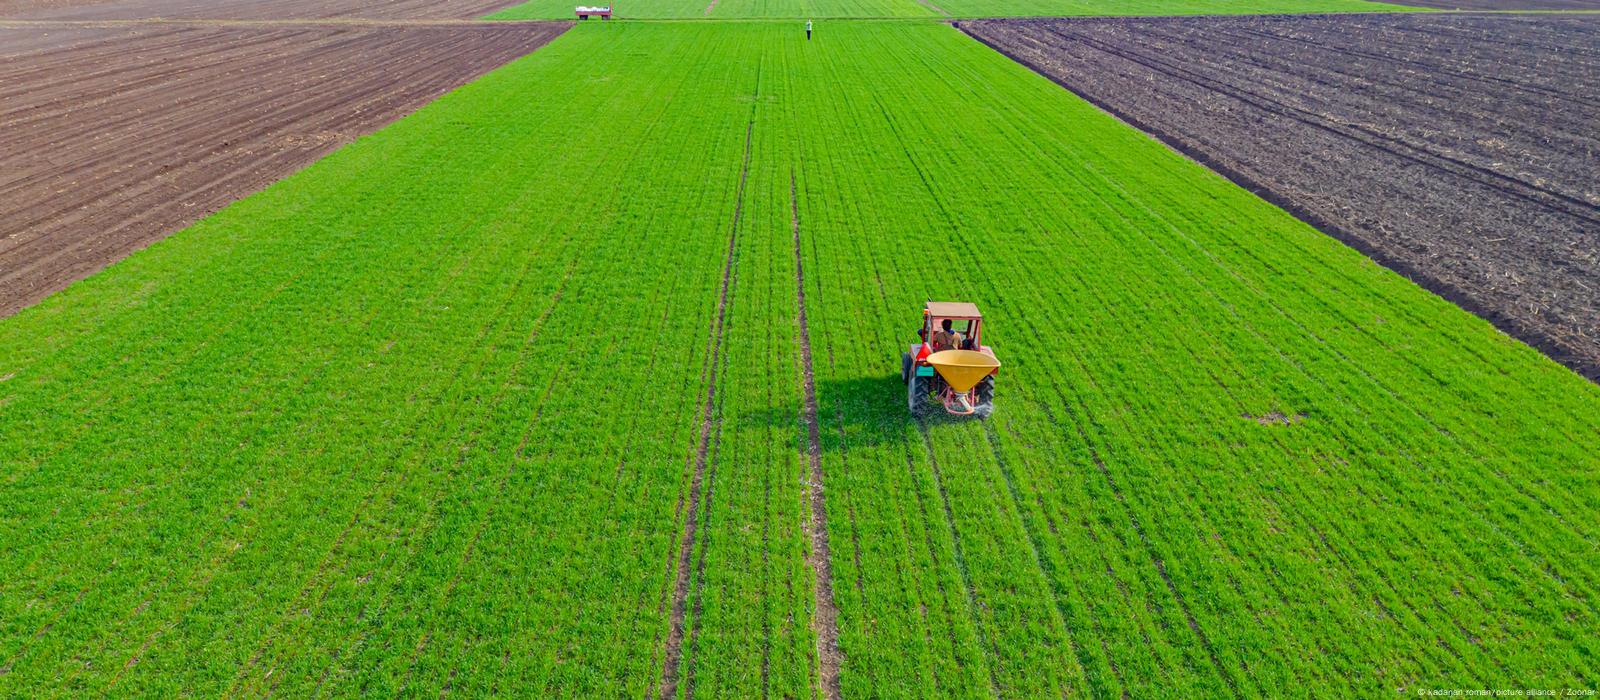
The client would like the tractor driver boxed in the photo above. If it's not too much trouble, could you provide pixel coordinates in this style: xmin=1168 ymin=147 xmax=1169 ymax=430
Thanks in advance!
xmin=931 ymin=319 xmax=963 ymax=352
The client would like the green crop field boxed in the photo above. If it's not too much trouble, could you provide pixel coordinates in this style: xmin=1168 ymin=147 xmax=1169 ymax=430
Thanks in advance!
xmin=3 ymin=18 xmax=1596 ymax=699
xmin=488 ymin=0 xmax=1414 ymax=20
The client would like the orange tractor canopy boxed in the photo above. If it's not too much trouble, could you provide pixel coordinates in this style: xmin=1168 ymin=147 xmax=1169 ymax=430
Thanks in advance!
xmin=901 ymin=301 xmax=1000 ymax=417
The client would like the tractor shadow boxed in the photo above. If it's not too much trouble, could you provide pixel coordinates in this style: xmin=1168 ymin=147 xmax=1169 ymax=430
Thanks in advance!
xmin=735 ymin=372 xmax=959 ymax=454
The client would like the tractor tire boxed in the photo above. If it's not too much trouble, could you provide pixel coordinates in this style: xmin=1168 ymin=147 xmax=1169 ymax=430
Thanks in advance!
xmin=973 ymin=375 xmax=996 ymax=418
xmin=901 ymin=352 xmax=914 ymax=384
xmin=907 ymin=375 xmax=933 ymax=417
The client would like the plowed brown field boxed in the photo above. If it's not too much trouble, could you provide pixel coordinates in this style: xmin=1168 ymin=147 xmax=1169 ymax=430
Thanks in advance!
xmin=963 ymin=14 xmax=1600 ymax=380
xmin=0 ymin=20 xmax=566 ymax=317
xmin=1384 ymin=0 xmax=1600 ymax=9
xmin=0 ymin=0 xmax=525 ymax=20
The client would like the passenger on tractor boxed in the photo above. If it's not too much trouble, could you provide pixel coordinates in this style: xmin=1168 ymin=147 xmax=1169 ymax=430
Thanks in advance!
xmin=931 ymin=319 xmax=963 ymax=352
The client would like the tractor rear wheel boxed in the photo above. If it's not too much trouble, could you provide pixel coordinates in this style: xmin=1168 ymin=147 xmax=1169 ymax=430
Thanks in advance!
xmin=973 ymin=376 xmax=996 ymax=418
xmin=907 ymin=375 xmax=933 ymax=417
xmin=901 ymin=352 xmax=913 ymax=384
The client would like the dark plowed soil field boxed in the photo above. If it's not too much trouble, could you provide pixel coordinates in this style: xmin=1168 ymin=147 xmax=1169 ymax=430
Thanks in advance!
xmin=0 ymin=0 xmax=524 ymax=20
xmin=0 ymin=21 xmax=566 ymax=317
xmin=1385 ymin=0 xmax=1600 ymax=9
xmin=963 ymin=14 xmax=1600 ymax=380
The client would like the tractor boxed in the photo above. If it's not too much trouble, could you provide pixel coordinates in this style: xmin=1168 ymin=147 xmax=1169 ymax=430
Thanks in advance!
xmin=900 ymin=301 xmax=1000 ymax=417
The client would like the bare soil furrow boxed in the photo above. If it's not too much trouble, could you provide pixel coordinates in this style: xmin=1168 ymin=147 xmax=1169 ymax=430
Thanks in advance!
xmin=789 ymin=170 xmax=842 ymax=700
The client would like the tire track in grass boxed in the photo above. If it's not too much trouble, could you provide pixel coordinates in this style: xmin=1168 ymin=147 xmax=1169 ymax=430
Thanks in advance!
xmin=673 ymin=89 xmax=760 ymax=692
xmin=789 ymin=170 xmax=842 ymax=700
xmin=680 ymin=404 xmax=724 ymax=699
xmin=614 ymin=268 xmax=711 ymax=695
xmin=659 ymin=103 xmax=757 ymax=700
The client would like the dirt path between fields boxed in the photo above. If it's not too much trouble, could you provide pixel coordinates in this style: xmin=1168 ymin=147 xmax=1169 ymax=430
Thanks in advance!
xmin=790 ymin=171 xmax=842 ymax=700
xmin=0 ymin=20 xmax=567 ymax=318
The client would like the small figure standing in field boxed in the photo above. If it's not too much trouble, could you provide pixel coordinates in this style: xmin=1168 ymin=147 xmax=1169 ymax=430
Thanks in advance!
xmin=806 ymin=20 xmax=812 ymax=40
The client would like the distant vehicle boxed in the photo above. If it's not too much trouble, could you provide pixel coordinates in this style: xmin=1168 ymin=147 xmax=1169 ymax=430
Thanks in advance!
xmin=901 ymin=301 xmax=1000 ymax=417
xmin=575 ymin=4 xmax=612 ymax=19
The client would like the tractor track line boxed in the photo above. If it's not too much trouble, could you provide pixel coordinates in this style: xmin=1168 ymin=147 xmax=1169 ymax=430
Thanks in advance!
xmin=681 ymin=419 xmax=725 ymax=700
xmin=658 ymin=110 xmax=755 ymax=700
xmin=790 ymin=170 xmax=842 ymax=700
